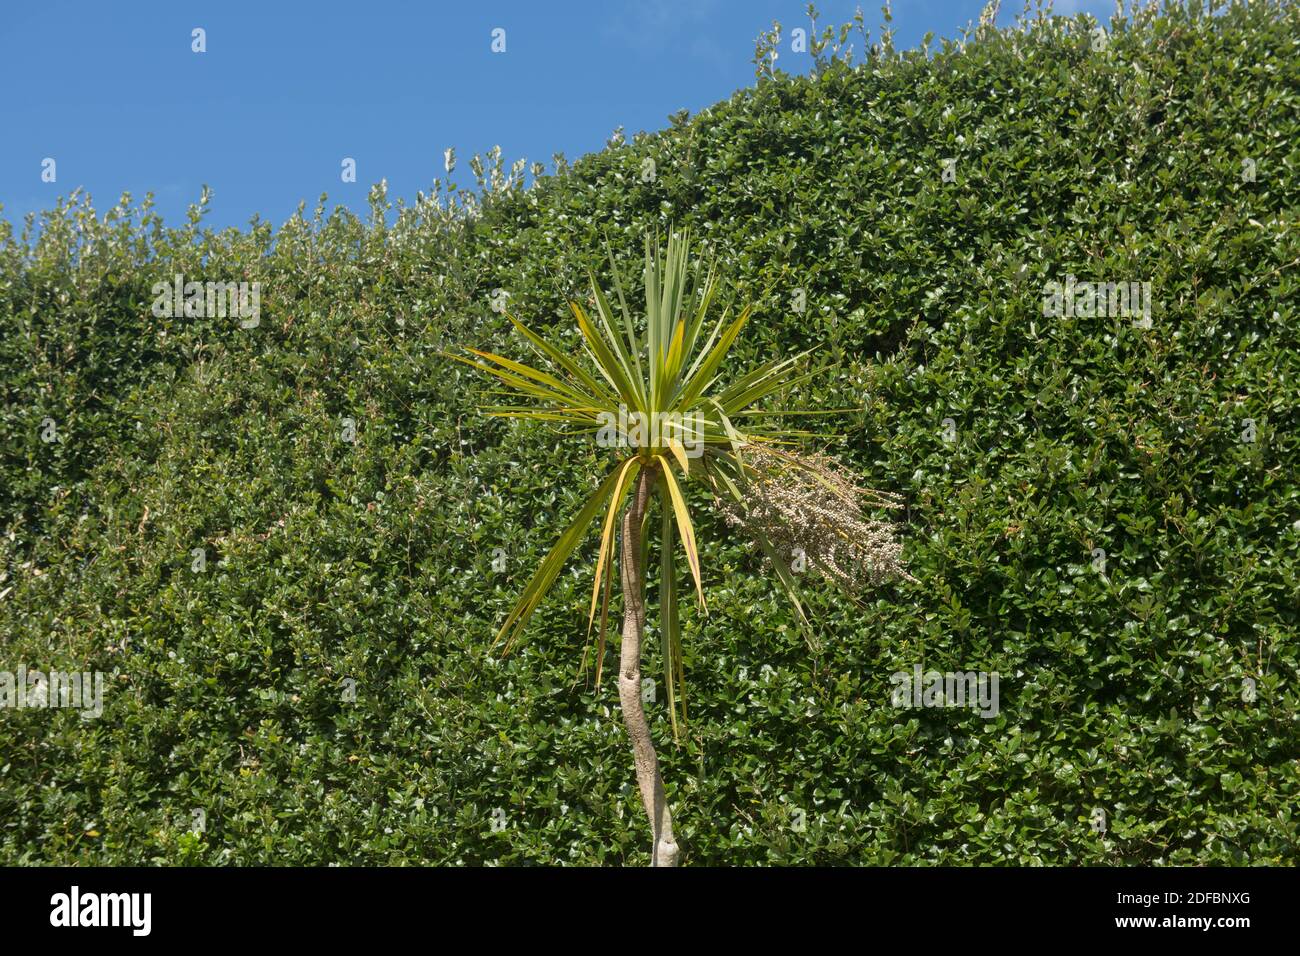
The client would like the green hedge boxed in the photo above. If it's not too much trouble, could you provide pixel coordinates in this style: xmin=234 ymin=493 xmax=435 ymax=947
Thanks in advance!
xmin=1 ymin=1 xmax=1297 ymax=864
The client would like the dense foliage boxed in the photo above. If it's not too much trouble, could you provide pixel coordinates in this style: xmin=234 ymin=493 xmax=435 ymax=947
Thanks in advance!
xmin=1 ymin=1 xmax=1297 ymax=865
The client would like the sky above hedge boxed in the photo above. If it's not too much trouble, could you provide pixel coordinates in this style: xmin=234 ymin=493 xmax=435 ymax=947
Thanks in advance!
xmin=1 ymin=0 xmax=1111 ymax=231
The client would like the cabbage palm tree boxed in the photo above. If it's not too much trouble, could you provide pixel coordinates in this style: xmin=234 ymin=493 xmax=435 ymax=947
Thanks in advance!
xmin=451 ymin=231 xmax=908 ymax=866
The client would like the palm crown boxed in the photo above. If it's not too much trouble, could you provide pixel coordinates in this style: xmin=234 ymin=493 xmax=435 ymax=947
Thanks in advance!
xmin=451 ymin=231 xmax=902 ymax=737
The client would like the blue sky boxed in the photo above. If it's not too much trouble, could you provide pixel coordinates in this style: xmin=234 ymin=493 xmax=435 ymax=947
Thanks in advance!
xmin=0 ymin=0 xmax=1111 ymax=232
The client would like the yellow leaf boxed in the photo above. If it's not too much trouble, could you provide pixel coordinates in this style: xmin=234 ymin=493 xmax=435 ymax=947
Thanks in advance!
xmin=665 ymin=438 xmax=691 ymax=476
xmin=656 ymin=455 xmax=706 ymax=610
xmin=588 ymin=457 xmax=641 ymax=632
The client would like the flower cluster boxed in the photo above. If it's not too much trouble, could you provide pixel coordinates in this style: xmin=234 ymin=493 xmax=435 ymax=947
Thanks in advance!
xmin=719 ymin=444 xmax=913 ymax=590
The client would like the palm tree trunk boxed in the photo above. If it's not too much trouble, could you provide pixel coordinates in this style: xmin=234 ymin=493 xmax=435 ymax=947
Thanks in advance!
xmin=618 ymin=464 xmax=680 ymax=867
